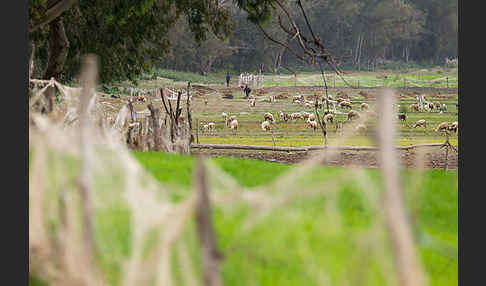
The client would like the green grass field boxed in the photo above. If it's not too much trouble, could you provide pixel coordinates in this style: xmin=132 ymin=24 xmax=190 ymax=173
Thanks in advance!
xmin=30 ymin=152 xmax=457 ymax=286
xmin=135 ymin=152 xmax=458 ymax=286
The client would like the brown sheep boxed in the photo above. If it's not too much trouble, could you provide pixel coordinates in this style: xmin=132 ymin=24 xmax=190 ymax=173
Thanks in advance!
xmin=279 ymin=111 xmax=290 ymax=122
xmin=264 ymin=112 xmax=275 ymax=123
xmin=340 ymin=101 xmax=352 ymax=109
xmin=410 ymin=104 xmax=419 ymax=111
xmin=435 ymin=122 xmax=449 ymax=132
xmin=291 ymin=112 xmax=302 ymax=120
xmin=292 ymin=95 xmax=304 ymax=103
xmin=323 ymin=113 xmax=333 ymax=124
xmin=413 ymin=119 xmax=426 ymax=128
xmin=360 ymin=102 xmax=369 ymax=111
xmin=347 ymin=110 xmax=360 ymax=121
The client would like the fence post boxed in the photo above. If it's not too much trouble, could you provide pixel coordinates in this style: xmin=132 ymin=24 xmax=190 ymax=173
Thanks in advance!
xmin=196 ymin=118 xmax=200 ymax=144
xmin=194 ymin=156 xmax=223 ymax=286
xmin=446 ymin=76 xmax=449 ymax=88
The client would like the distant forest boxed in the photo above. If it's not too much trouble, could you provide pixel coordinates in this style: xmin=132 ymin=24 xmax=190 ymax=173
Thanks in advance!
xmin=29 ymin=0 xmax=457 ymax=83
xmin=160 ymin=0 xmax=457 ymax=75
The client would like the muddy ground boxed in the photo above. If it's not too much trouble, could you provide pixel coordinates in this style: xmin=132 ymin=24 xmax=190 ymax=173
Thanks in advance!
xmin=192 ymin=148 xmax=458 ymax=170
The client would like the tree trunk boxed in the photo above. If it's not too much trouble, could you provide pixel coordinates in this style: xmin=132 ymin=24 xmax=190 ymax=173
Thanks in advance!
xmin=29 ymin=42 xmax=36 ymax=79
xmin=43 ymin=16 xmax=69 ymax=80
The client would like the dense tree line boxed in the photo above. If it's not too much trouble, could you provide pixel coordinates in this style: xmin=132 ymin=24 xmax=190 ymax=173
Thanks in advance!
xmin=29 ymin=0 xmax=457 ymax=84
xmin=161 ymin=0 xmax=457 ymax=74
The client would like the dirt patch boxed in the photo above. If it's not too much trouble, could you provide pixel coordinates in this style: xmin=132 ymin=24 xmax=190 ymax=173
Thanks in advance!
xmin=191 ymin=148 xmax=457 ymax=170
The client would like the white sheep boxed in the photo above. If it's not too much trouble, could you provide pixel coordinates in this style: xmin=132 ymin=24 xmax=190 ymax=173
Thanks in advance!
xmin=230 ymin=119 xmax=238 ymax=130
xmin=323 ymin=113 xmax=333 ymax=124
xmin=261 ymin=120 xmax=271 ymax=131
xmin=307 ymin=119 xmax=318 ymax=131
xmin=413 ymin=119 xmax=426 ymax=128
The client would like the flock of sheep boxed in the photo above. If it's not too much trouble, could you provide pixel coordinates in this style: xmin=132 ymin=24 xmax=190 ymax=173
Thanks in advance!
xmin=200 ymin=91 xmax=458 ymax=136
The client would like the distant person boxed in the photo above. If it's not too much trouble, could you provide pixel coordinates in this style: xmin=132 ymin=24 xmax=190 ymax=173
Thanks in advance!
xmin=244 ymin=84 xmax=251 ymax=98
xmin=226 ymin=72 xmax=230 ymax=87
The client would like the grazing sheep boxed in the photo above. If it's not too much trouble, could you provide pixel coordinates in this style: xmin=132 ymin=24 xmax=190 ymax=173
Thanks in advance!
xmin=208 ymin=122 xmax=216 ymax=130
xmin=292 ymin=95 xmax=304 ymax=103
xmin=340 ymin=101 xmax=352 ymax=109
xmin=264 ymin=112 xmax=275 ymax=123
xmin=307 ymin=119 xmax=318 ymax=131
xmin=428 ymin=102 xmax=434 ymax=111
xmin=360 ymin=103 xmax=369 ymax=111
xmin=436 ymin=122 xmax=449 ymax=132
xmin=301 ymin=111 xmax=310 ymax=120
xmin=336 ymin=98 xmax=344 ymax=104
xmin=222 ymin=112 xmax=228 ymax=122
xmin=261 ymin=120 xmax=271 ymax=131
xmin=291 ymin=112 xmax=302 ymax=120
xmin=226 ymin=115 xmax=237 ymax=127
xmin=449 ymin=121 xmax=458 ymax=133
xmin=250 ymin=99 xmax=256 ymax=107
xmin=347 ymin=110 xmax=360 ymax=121
xmin=435 ymin=102 xmax=441 ymax=109
xmin=279 ymin=110 xmax=290 ymax=122
xmin=308 ymin=113 xmax=316 ymax=121
xmin=409 ymin=103 xmax=419 ymax=111
xmin=304 ymin=102 xmax=313 ymax=108
xmin=283 ymin=113 xmax=291 ymax=121
xmin=398 ymin=114 xmax=407 ymax=121
xmin=323 ymin=113 xmax=333 ymax=124
xmin=413 ymin=119 xmax=426 ymax=128
xmin=203 ymin=124 xmax=209 ymax=132
xmin=230 ymin=119 xmax=238 ymax=130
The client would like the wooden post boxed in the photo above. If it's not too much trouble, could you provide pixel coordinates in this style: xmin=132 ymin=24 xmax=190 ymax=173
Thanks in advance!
xmin=376 ymin=89 xmax=426 ymax=286
xmin=446 ymin=77 xmax=449 ymax=88
xmin=77 ymin=55 xmax=98 ymax=262
xmin=196 ymin=119 xmax=200 ymax=144
xmin=444 ymin=132 xmax=450 ymax=170
xmin=148 ymin=103 xmax=162 ymax=151
xmin=194 ymin=157 xmax=223 ymax=286
xmin=271 ymin=124 xmax=276 ymax=147
xmin=314 ymin=99 xmax=328 ymax=146
xmin=186 ymin=82 xmax=194 ymax=144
